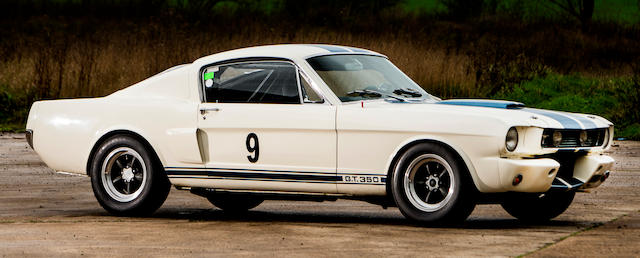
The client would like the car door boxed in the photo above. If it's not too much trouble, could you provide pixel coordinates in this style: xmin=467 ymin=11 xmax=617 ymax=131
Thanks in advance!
xmin=196 ymin=60 xmax=337 ymax=193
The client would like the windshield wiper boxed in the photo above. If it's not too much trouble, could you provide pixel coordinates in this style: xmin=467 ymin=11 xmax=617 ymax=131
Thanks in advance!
xmin=346 ymin=89 xmax=407 ymax=102
xmin=393 ymin=88 xmax=422 ymax=98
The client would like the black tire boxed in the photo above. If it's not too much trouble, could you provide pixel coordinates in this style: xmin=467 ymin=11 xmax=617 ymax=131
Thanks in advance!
xmin=90 ymin=135 xmax=170 ymax=216
xmin=391 ymin=143 xmax=476 ymax=224
xmin=501 ymin=191 xmax=575 ymax=223
xmin=207 ymin=194 xmax=264 ymax=213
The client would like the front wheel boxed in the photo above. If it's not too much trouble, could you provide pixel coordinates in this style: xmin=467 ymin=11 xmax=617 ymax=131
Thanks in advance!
xmin=90 ymin=135 xmax=170 ymax=216
xmin=391 ymin=143 xmax=476 ymax=224
xmin=501 ymin=191 xmax=575 ymax=223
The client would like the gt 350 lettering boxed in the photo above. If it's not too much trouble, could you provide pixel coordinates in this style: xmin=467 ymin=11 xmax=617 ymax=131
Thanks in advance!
xmin=342 ymin=175 xmax=382 ymax=183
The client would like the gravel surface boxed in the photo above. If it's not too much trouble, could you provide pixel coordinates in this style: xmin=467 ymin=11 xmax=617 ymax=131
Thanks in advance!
xmin=1 ymin=133 xmax=638 ymax=257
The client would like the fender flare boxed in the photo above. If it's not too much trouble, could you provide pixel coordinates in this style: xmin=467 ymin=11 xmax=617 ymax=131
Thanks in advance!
xmin=85 ymin=128 xmax=165 ymax=176
xmin=384 ymin=135 xmax=492 ymax=194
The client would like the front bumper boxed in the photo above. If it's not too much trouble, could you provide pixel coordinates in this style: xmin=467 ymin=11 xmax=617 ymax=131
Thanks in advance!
xmin=498 ymin=154 xmax=614 ymax=193
xmin=557 ymin=154 xmax=614 ymax=190
xmin=499 ymin=158 xmax=559 ymax=192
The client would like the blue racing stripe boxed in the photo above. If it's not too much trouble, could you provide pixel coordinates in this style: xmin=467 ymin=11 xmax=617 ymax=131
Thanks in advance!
xmin=309 ymin=44 xmax=349 ymax=53
xmin=524 ymin=108 xmax=582 ymax=129
xmin=563 ymin=113 xmax=598 ymax=129
xmin=438 ymin=99 xmax=524 ymax=109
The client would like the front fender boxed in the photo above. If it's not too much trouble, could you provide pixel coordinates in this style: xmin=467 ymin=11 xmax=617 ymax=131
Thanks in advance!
xmin=385 ymin=134 xmax=500 ymax=193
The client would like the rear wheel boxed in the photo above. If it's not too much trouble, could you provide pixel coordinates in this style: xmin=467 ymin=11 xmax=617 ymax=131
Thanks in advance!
xmin=90 ymin=135 xmax=170 ymax=216
xmin=207 ymin=194 xmax=264 ymax=213
xmin=391 ymin=143 xmax=476 ymax=224
xmin=501 ymin=191 xmax=575 ymax=223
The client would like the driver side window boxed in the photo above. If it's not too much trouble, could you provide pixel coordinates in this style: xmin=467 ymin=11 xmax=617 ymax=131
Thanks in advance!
xmin=202 ymin=61 xmax=301 ymax=104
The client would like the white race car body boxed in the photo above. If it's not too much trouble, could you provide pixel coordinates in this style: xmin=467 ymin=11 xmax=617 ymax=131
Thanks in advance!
xmin=26 ymin=44 xmax=614 ymax=205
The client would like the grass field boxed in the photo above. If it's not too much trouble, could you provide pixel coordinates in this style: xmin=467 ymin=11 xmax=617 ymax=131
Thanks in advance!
xmin=403 ymin=0 xmax=640 ymax=24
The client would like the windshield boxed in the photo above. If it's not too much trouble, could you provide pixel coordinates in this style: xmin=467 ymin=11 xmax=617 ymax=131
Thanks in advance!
xmin=307 ymin=55 xmax=436 ymax=102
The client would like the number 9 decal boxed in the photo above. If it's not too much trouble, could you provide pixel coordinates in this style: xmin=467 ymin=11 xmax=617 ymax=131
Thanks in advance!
xmin=246 ymin=133 xmax=259 ymax=163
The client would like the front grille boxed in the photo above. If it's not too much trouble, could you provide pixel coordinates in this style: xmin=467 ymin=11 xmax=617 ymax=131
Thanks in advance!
xmin=541 ymin=128 xmax=606 ymax=148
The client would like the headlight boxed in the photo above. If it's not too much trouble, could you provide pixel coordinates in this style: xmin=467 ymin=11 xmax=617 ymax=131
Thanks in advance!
xmin=579 ymin=130 xmax=588 ymax=146
xmin=505 ymin=127 xmax=518 ymax=152
xmin=553 ymin=131 xmax=563 ymax=147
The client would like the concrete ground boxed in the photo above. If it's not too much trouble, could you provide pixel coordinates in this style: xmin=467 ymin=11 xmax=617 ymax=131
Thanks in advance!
xmin=1 ymin=133 xmax=638 ymax=257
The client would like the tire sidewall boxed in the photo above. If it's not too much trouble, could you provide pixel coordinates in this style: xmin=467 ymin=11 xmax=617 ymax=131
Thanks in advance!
xmin=391 ymin=143 xmax=474 ymax=223
xmin=90 ymin=136 xmax=162 ymax=214
xmin=501 ymin=191 xmax=576 ymax=222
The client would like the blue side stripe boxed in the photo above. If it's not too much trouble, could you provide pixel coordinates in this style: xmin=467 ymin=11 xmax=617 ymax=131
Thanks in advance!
xmin=165 ymin=167 xmax=387 ymax=185
xmin=167 ymin=176 xmax=385 ymax=185
xmin=563 ymin=113 xmax=598 ymax=129
xmin=167 ymin=166 xmax=335 ymax=174
xmin=309 ymin=45 xmax=349 ymax=53
xmin=166 ymin=166 xmax=384 ymax=177
xmin=524 ymin=108 xmax=582 ymax=129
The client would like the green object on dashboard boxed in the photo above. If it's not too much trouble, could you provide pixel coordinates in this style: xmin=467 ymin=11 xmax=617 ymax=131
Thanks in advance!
xmin=204 ymin=72 xmax=214 ymax=80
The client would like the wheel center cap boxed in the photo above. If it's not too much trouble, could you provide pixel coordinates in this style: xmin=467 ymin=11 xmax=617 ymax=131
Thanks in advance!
xmin=122 ymin=167 xmax=134 ymax=182
xmin=429 ymin=179 xmax=437 ymax=187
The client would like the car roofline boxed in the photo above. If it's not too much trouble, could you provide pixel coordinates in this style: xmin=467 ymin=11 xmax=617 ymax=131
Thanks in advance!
xmin=304 ymin=52 xmax=388 ymax=60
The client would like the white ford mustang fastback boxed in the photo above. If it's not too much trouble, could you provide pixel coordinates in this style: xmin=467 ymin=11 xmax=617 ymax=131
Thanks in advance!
xmin=26 ymin=44 xmax=614 ymax=223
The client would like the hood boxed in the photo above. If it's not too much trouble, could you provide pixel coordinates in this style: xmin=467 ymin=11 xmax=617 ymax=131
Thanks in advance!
xmin=437 ymin=99 xmax=611 ymax=130
xmin=438 ymin=99 xmax=525 ymax=109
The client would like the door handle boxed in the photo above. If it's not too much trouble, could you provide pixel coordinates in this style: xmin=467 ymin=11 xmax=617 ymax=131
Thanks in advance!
xmin=199 ymin=107 xmax=220 ymax=114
